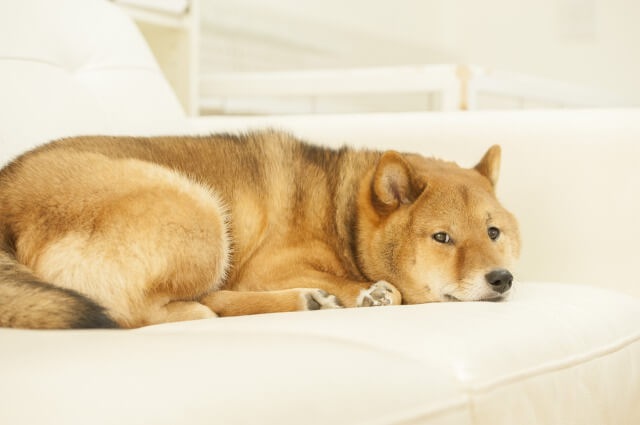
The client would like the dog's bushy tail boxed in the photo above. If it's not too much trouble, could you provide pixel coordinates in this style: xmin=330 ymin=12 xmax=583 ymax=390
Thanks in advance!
xmin=0 ymin=250 xmax=118 ymax=329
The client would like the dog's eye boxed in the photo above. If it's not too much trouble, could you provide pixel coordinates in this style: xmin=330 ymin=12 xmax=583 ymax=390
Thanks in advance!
xmin=488 ymin=227 xmax=500 ymax=240
xmin=432 ymin=232 xmax=451 ymax=244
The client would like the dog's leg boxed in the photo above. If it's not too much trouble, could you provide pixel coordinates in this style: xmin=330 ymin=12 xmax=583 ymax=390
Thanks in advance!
xmin=203 ymin=274 xmax=402 ymax=316
xmin=160 ymin=301 xmax=217 ymax=323
xmin=200 ymin=288 xmax=342 ymax=317
xmin=305 ymin=279 xmax=402 ymax=308
xmin=27 ymin=154 xmax=231 ymax=328
xmin=288 ymin=279 xmax=402 ymax=308
xmin=141 ymin=301 xmax=218 ymax=325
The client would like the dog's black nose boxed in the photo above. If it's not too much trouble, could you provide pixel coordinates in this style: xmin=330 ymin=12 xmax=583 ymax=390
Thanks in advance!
xmin=485 ymin=269 xmax=513 ymax=293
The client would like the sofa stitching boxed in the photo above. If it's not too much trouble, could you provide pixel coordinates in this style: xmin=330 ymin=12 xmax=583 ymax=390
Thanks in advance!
xmin=464 ymin=331 xmax=640 ymax=393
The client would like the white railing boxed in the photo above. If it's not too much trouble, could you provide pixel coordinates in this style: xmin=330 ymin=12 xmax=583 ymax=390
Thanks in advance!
xmin=199 ymin=65 xmax=630 ymax=115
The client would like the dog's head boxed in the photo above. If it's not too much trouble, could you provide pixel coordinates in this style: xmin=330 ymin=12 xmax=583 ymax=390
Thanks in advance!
xmin=357 ymin=146 xmax=520 ymax=303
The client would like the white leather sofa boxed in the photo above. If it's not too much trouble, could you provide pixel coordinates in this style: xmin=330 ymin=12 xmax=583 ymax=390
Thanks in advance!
xmin=1 ymin=1 xmax=639 ymax=424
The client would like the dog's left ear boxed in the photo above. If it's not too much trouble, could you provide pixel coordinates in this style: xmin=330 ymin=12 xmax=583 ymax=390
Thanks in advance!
xmin=372 ymin=151 xmax=423 ymax=215
xmin=474 ymin=145 xmax=501 ymax=187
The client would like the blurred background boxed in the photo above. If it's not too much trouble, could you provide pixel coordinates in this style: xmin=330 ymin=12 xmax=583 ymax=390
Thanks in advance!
xmin=112 ymin=0 xmax=639 ymax=115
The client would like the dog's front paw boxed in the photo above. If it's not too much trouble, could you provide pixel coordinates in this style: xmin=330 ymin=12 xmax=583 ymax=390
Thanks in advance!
xmin=357 ymin=281 xmax=402 ymax=307
xmin=301 ymin=289 xmax=343 ymax=311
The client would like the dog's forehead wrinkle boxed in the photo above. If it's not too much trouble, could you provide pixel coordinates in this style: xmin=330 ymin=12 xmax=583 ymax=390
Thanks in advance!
xmin=415 ymin=184 xmax=491 ymax=223
xmin=458 ymin=185 xmax=470 ymax=206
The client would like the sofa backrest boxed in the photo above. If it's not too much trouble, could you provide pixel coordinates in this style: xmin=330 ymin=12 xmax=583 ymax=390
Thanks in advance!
xmin=0 ymin=0 xmax=186 ymax=165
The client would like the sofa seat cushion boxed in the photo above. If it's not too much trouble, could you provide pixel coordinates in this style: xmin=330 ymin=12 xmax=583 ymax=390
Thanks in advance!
xmin=1 ymin=282 xmax=638 ymax=425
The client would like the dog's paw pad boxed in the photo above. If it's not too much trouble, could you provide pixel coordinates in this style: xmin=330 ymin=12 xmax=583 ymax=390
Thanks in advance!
xmin=357 ymin=281 xmax=401 ymax=307
xmin=302 ymin=289 xmax=343 ymax=311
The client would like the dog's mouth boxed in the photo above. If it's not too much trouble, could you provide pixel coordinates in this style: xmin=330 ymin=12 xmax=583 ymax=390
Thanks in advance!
xmin=443 ymin=293 xmax=507 ymax=302
xmin=482 ymin=294 xmax=506 ymax=302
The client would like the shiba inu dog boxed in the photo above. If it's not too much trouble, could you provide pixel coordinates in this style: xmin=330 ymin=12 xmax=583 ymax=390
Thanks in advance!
xmin=0 ymin=131 xmax=520 ymax=329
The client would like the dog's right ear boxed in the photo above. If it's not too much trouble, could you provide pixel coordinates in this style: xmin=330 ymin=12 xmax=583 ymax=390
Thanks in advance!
xmin=474 ymin=145 xmax=501 ymax=187
xmin=371 ymin=151 xmax=423 ymax=215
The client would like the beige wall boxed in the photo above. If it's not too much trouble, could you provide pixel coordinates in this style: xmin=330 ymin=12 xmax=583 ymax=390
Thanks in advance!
xmin=200 ymin=0 xmax=640 ymax=105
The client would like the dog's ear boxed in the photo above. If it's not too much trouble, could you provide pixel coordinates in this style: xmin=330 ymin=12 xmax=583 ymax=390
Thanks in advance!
xmin=474 ymin=145 xmax=501 ymax=186
xmin=372 ymin=151 xmax=423 ymax=214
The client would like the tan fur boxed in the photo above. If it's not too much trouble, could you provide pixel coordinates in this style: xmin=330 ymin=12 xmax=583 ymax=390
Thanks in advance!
xmin=0 ymin=131 xmax=520 ymax=328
